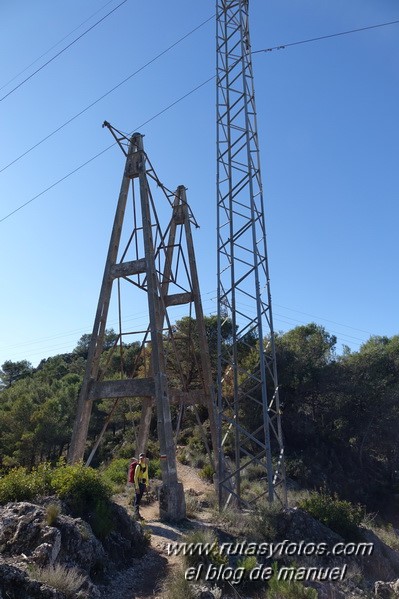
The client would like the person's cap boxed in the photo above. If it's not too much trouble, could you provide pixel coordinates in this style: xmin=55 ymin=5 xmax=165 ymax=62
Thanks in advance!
xmin=139 ymin=452 xmax=145 ymax=458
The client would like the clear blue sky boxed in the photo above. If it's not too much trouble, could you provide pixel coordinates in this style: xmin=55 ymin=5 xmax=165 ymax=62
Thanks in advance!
xmin=1 ymin=0 xmax=398 ymax=367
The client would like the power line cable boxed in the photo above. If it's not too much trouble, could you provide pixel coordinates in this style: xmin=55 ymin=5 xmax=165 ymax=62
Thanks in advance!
xmin=1 ymin=290 xmax=377 ymax=361
xmin=0 ymin=75 xmax=215 ymax=223
xmin=0 ymin=14 xmax=214 ymax=174
xmin=0 ymin=15 xmax=391 ymax=174
xmin=0 ymin=0 xmax=121 ymax=93
xmin=1 ymin=16 xmax=396 ymax=220
xmin=273 ymin=303 xmax=375 ymax=336
xmin=0 ymin=0 xmax=129 ymax=103
xmin=252 ymin=18 xmax=399 ymax=55
xmin=205 ymin=290 xmax=376 ymax=336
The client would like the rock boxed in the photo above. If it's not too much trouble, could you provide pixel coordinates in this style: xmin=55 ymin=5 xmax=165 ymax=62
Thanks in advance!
xmin=101 ymin=501 xmax=147 ymax=563
xmin=31 ymin=527 xmax=61 ymax=566
xmin=375 ymin=579 xmax=399 ymax=597
xmin=191 ymin=586 xmax=216 ymax=599
xmin=360 ymin=529 xmax=399 ymax=583
xmin=0 ymin=563 xmax=65 ymax=598
xmin=0 ymin=499 xmax=148 ymax=598
xmin=277 ymin=507 xmax=343 ymax=547
xmin=55 ymin=515 xmax=106 ymax=573
xmin=308 ymin=581 xmax=346 ymax=598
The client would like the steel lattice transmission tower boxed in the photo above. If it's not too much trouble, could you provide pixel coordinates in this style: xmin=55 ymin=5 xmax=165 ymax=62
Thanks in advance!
xmin=216 ymin=0 xmax=286 ymax=507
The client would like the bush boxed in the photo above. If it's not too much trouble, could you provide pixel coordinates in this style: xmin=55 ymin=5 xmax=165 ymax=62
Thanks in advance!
xmin=90 ymin=498 xmax=114 ymax=540
xmin=181 ymin=528 xmax=227 ymax=571
xmin=161 ymin=566 xmax=196 ymax=599
xmin=148 ymin=458 xmax=162 ymax=480
xmin=51 ymin=463 xmax=112 ymax=513
xmin=102 ymin=458 xmax=130 ymax=490
xmin=299 ymin=490 xmax=364 ymax=540
xmin=245 ymin=501 xmax=283 ymax=542
xmin=51 ymin=463 xmax=114 ymax=539
xmin=199 ymin=463 xmax=214 ymax=483
xmin=0 ymin=464 xmax=52 ymax=504
xmin=236 ymin=555 xmax=263 ymax=592
xmin=285 ymin=457 xmax=312 ymax=485
xmin=266 ymin=563 xmax=318 ymax=598
xmin=0 ymin=461 xmax=114 ymax=540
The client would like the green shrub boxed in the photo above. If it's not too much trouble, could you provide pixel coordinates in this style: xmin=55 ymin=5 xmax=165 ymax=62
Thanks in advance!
xmin=245 ymin=501 xmax=283 ymax=542
xmin=51 ymin=463 xmax=114 ymax=539
xmin=299 ymin=490 xmax=364 ymax=540
xmin=89 ymin=499 xmax=114 ymax=540
xmin=236 ymin=555 xmax=263 ymax=592
xmin=0 ymin=464 xmax=52 ymax=504
xmin=266 ymin=563 xmax=318 ymax=598
xmin=0 ymin=461 xmax=114 ymax=540
xmin=182 ymin=528 xmax=227 ymax=571
xmin=148 ymin=458 xmax=162 ymax=480
xmin=285 ymin=458 xmax=312 ymax=484
xmin=177 ymin=451 xmax=190 ymax=465
xmin=51 ymin=463 xmax=112 ymax=518
xmin=242 ymin=462 xmax=266 ymax=481
xmin=102 ymin=458 xmax=130 ymax=490
xmin=114 ymin=442 xmax=135 ymax=459
xmin=199 ymin=463 xmax=214 ymax=483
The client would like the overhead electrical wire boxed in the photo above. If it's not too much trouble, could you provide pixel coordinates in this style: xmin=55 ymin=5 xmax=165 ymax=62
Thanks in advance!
xmin=252 ymin=18 xmax=399 ymax=55
xmin=0 ymin=294 xmax=370 ymax=363
xmin=0 ymin=0 xmax=122 ymax=93
xmin=0 ymin=14 xmax=214 ymax=175
xmin=0 ymin=0 xmax=129 ymax=103
xmin=1 ymin=16 xmax=397 ymax=222
xmin=0 ymin=75 xmax=215 ymax=223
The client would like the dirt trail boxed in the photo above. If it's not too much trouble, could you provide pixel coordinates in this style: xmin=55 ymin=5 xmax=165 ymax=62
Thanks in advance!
xmin=103 ymin=463 xmax=214 ymax=598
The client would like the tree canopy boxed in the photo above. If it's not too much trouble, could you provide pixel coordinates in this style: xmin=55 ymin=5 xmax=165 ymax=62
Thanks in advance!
xmin=1 ymin=322 xmax=398 ymax=511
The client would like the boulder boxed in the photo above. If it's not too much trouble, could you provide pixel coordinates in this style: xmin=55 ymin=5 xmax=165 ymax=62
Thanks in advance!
xmin=0 ymin=563 xmax=65 ymax=599
xmin=0 ymin=499 xmax=148 ymax=598
xmin=277 ymin=507 xmax=343 ymax=546
xmin=0 ymin=502 xmax=105 ymax=572
xmin=375 ymin=579 xmax=399 ymax=597
xmin=360 ymin=529 xmax=399 ymax=583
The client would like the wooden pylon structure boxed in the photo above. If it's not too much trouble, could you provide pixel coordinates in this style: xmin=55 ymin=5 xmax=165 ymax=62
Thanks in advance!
xmin=68 ymin=125 xmax=218 ymax=521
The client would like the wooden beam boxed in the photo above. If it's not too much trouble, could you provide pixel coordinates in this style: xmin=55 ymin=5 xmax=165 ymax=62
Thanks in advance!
xmin=169 ymin=389 xmax=206 ymax=406
xmin=163 ymin=292 xmax=193 ymax=307
xmin=88 ymin=380 xmax=205 ymax=406
xmin=110 ymin=259 xmax=146 ymax=279
xmin=89 ymin=378 xmax=155 ymax=400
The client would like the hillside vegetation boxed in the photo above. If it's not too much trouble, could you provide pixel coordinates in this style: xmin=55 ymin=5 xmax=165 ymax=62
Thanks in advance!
xmin=1 ymin=319 xmax=398 ymax=516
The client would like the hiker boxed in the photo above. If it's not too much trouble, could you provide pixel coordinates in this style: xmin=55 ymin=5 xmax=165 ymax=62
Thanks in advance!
xmin=133 ymin=452 xmax=149 ymax=519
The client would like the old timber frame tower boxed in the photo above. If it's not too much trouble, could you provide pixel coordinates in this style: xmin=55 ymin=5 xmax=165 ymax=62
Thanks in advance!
xmin=69 ymin=126 xmax=217 ymax=521
xmin=216 ymin=0 xmax=286 ymax=506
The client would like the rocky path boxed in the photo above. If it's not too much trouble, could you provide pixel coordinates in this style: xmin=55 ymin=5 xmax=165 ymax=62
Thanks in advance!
xmin=101 ymin=463 xmax=214 ymax=598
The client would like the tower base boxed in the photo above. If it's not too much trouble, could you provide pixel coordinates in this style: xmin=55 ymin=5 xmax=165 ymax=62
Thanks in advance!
xmin=159 ymin=482 xmax=186 ymax=522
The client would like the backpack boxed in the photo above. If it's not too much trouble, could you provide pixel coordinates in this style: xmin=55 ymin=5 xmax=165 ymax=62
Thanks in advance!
xmin=127 ymin=458 xmax=139 ymax=483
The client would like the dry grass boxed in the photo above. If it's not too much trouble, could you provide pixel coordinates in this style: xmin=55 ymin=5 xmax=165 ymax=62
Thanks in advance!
xmin=185 ymin=490 xmax=203 ymax=518
xmin=31 ymin=564 xmax=86 ymax=597
xmin=159 ymin=566 xmax=196 ymax=599
xmin=45 ymin=502 xmax=60 ymax=526
xmin=362 ymin=514 xmax=399 ymax=551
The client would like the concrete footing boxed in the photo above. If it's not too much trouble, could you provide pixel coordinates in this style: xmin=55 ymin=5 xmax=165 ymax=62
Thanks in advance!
xmin=159 ymin=481 xmax=186 ymax=521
